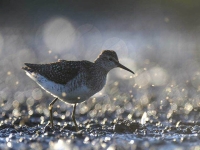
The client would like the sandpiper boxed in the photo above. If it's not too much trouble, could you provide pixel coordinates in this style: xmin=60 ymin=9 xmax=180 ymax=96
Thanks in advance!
xmin=22 ymin=50 xmax=134 ymax=131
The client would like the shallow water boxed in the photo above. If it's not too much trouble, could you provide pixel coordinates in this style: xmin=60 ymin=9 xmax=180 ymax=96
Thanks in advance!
xmin=0 ymin=106 xmax=200 ymax=150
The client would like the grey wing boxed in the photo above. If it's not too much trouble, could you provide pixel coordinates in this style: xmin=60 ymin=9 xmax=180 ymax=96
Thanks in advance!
xmin=22 ymin=60 xmax=82 ymax=84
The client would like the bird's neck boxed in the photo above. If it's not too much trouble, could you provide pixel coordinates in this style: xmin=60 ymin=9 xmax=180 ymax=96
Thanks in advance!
xmin=88 ymin=63 xmax=108 ymax=91
xmin=94 ymin=59 xmax=110 ymax=74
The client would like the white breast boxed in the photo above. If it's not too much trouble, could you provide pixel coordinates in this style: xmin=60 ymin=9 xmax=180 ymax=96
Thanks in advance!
xmin=25 ymin=71 xmax=94 ymax=104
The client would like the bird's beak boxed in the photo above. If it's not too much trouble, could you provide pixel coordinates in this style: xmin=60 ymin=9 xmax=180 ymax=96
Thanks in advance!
xmin=117 ymin=62 xmax=135 ymax=74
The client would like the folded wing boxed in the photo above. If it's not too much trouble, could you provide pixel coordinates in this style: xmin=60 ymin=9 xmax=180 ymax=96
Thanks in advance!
xmin=22 ymin=60 xmax=86 ymax=84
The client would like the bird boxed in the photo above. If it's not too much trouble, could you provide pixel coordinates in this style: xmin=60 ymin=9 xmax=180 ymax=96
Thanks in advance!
xmin=22 ymin=50 xmax=134 ymax=131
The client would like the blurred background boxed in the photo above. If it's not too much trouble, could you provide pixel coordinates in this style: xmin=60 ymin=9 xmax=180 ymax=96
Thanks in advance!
xmin=0 ymin=0 xmax=200 ymax=123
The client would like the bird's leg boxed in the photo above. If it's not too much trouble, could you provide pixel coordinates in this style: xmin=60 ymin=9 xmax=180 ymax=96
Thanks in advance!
xmin=72 ymin=103 xmax=79 ymax=131
xmin=48 ymin=97 xmax=58 ymax=128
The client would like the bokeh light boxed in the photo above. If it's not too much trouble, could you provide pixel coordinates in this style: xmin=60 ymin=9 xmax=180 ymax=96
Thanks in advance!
xmin=77 ymin=24 xmax=102 ymax=59
xmin=32 ymin=88 xmax=43 ymax=100
xmin=43 ymin=17 xmax=76 ymax=53
xmin=149 ymin=67 xmax=168 ymax=86
xmin=102 ymin=37 xmax=129 ymax=58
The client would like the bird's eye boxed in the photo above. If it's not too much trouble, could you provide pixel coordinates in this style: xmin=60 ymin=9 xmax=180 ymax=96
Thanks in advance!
xmin=108 ymin=57 xmax=113 ymax=61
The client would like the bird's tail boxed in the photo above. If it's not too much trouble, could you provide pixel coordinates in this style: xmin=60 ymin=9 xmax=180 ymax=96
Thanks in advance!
xmin=22 ymin=63 xmax=35 ymax=72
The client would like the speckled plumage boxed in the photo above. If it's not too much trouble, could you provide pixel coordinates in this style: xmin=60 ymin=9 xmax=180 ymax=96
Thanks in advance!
xmin=22 ymin=50 xmax=134 ymax=130
xmin=23 ymin=60 xmax=91 ymax=85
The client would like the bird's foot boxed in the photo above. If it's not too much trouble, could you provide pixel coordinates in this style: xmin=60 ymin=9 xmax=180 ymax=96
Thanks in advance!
xmin=43 ymin=121 xmax=54 ymax=132
xmin=75 ymin=125 xmax=79 ymax=132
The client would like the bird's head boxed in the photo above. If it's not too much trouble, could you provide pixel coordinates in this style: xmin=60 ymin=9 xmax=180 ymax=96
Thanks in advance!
xmin=95 ymin=50 xmax=134 ymax=74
